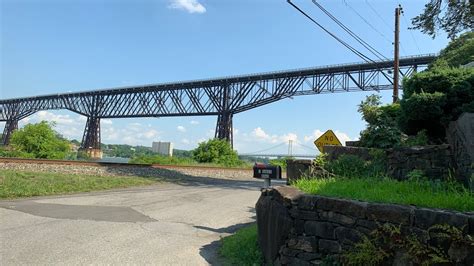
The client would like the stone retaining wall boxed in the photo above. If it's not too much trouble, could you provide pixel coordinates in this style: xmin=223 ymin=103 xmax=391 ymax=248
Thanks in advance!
xmin=256 ymin=186 xmax=474 ymax=265
xmin=324 ymin=145 xmax=454 ymax=181
xmin=387 ymin=144 xmax=454 ymax=181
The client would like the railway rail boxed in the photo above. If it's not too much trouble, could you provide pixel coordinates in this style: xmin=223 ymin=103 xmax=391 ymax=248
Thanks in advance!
xmin=0 ymin=157 xmax=252 ymax=171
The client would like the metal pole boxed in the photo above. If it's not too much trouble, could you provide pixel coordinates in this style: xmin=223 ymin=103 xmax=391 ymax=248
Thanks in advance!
xmin=263 ymin=178 xmax=271 ymax=188
xmin=393 ymin=5 xmax=402 ymax=103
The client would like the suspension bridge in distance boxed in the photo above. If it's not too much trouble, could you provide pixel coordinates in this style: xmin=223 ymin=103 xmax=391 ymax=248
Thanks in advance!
xmin=239 ymin=140 xmax=318 ymax=159
xmin=0 ymin=54 xmax=436 ymax=158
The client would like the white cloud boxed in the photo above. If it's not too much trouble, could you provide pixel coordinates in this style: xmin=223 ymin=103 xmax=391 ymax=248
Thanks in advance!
xmin=181 ymin=138 xmax=190 ymax=144
xmin=253 ymin=127 xmax=269 ymax=139
xmin=190 ymin=120 xmax=199 ymax=125
xmin=168 ymin=0 xmax=206 ymax=14
xmin=177 ymin=125 xmax=186 ymax=132
xmin=250 ymin=127 xmax=298 ymax=144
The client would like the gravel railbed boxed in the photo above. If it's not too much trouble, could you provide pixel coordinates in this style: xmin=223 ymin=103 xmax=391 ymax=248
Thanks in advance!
xmin=0 ymin=162 xmax=254 ymax=181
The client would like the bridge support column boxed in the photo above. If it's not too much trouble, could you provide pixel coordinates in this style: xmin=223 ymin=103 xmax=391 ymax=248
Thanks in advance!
xmin=215 ymin=112 xmax=233 ymax=148
xmin=79 ymin=117 xmax=102 ymax=159
xmin=1 ymin=119 xmax=18 ymax=146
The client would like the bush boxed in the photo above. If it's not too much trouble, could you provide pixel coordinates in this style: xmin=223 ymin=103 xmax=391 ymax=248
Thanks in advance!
xmin=325 ymin=153 xmax=387 ymax=179
xmin=399 ymin=92 xmax=447 ymax=142
xmin=357 ymin=95 xmax=403 ymax=149
xmin=192 ymin=139 xmax=242 ymax=167
xmin=9 ymin=121 xmax=70 ymax=159
xmin=401 ymin=67 xmax=474 ymax=137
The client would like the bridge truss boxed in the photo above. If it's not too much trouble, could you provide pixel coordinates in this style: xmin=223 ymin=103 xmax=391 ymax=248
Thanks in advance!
xmin=0 ymin=55 xmax=435 ymax=152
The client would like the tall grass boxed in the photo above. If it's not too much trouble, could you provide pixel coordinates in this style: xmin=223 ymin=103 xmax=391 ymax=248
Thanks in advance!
xmin=0 ymin=170 xmax=157 ymax=198
xmin=294 ymin=177 xmax=474 ymax=212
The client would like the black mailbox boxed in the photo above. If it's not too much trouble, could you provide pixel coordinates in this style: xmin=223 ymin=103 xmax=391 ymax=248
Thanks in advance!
xmin=253 ymin=163 xmax=282 ymax=179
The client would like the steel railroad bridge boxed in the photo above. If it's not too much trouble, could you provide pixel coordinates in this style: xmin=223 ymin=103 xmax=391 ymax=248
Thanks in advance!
xmin=0 ymin=54 xmax=435 ymax=158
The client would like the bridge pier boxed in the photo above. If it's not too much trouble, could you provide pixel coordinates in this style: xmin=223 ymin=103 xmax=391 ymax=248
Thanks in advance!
xmin=215 ymin=112 xmax=233 ymax=148
xmin=79 ymin=117 xmax=102 ymax=159
xmin=1 ymin=119 xmax=18 ymax=146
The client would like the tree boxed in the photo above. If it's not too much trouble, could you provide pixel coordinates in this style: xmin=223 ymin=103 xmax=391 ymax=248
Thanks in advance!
xmin=192 ymin=139 xmax=241 ymax=166
xmin=357 ymin=95 xmax=403 ymax=149
xmin=411 ymin=0 xmax=473 ymax=39
xmin=434 ymin=32 xmax=474 ymax=67
xmin=10 ymin=121 xmax=70 ymax=159
xmin=399 ymin=33 xmax=474 ymax=142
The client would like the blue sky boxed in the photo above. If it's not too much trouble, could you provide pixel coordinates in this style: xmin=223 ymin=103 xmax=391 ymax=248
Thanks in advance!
xmin=1 ymin=0 xmax=449 ymax=155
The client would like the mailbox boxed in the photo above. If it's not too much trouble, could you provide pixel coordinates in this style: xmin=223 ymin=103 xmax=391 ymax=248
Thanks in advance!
xmin=253 ymin=163 xmax=282 ymax=179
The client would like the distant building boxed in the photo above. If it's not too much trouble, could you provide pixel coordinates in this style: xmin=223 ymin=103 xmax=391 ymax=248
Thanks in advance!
xmin=152 ymin=141 xmax=173 ymax=156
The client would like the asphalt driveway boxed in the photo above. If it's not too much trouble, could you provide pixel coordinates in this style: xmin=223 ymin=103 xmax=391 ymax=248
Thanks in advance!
xmin=0 ymin=178 xmax=282 ymax=265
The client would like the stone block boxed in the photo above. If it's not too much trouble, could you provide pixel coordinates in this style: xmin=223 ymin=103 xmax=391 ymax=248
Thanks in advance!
xmin=366 ymin=203 xmax=413 ymax=225
xmin=297 ymin=252 xmax=322 ymax=261
xmin=274 ymin=186 xmax=304 ymax=206
xmin=316 ymin=196 xmax=367 ymax=218
xmin=335 ymin=227 xmax=362 ymax=244
xmin=318 ymin=239 xmax=341 ymax=254
xmin=287 ymin=236 xmax=317 ymax=252
xmin=319 ymin=211 xmax=355 ymax=225
xmin=290 ymin=208 xmax=318 ymax=220
xmin=304 ymin=221 xmax=335 ymax=239
xmin=356 ymin=219 xmax=378 ymax=230
xmin=468 ymin=215 xmax=474 ymax=235
xmin=414 ymin=208 xmax=468 ymax=229
xmin=280 ymin=246 xmax=301 ymax=257
xmin=298 ymin=195 xmax=319 ymax=210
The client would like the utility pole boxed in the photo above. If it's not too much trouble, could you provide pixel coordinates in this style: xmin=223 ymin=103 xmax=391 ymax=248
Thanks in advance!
xmin=393 ymin=5 xmax=402 ymax=103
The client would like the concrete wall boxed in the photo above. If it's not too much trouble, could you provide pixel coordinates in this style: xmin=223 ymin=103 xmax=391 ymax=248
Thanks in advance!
xmin=256 ymin=186 xmax=474 ymax=265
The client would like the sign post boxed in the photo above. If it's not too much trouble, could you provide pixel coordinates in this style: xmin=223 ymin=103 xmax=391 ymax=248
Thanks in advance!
xmin=314 ymin=130 xmax=342 ymax=153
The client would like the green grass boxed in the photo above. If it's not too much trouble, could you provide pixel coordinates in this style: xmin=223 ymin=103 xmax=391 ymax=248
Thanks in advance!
xmin=294 ymin=177 xmax=474 ymax=212
xmin=0 ymin=170 xmax=158 ymax=198
xmin=219 ymin=224 xmax=263 ymax=266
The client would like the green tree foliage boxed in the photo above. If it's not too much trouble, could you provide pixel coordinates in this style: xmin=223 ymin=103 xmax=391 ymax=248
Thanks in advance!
xmin=192 ymin=138 xmax=242 ymax=167
xmin=433 ymin=32 xmax=474 ymax=67
xmin=401 ymin=66 xmax=474 ymax=141
xmin=358 ymin=95 xmax=403 ymax=149
xmin=9 ymin=121 xmax=70 ymax=159
xmin=411 ymin=0 xmax=473 ymax=39
xmin=399 ymin=92 xmax=447 ymax=142
xmin=398 ymin=33 xmax=474 ymax=142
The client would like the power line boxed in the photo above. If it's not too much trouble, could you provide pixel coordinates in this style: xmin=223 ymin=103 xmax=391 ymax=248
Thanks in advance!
xmin=402 ymin=12 xmax=421 ymax=54
xmin=311 ymin=0 xmax=388 ymax=60
xmin=343 ymin=1 xmax=392 ymax=44
xmin=286 ymin=0 xmax=375 ymax=64
xmin=366 ymin=0 xmax=392 ymax=31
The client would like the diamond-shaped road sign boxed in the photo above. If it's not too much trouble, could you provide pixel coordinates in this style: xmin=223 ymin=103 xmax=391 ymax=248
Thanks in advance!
xmin=314 ymin=130 xmax=342 ymax=153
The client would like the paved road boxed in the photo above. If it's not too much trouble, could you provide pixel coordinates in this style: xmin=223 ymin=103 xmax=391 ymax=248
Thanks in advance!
xmin=0 ymin=178 xmax=284 ymax=265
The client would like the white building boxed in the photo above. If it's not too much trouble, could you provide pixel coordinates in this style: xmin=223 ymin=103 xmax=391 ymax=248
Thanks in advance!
xmin=152 ymin=141 xmax=173 ymax=156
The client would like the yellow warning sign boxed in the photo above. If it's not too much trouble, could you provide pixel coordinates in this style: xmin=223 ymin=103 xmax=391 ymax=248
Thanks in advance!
xmin=314 ymin=130 xmax=342 ymax=153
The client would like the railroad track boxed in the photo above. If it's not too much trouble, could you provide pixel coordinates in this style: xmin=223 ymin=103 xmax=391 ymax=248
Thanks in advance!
xmin=0 ymin=157 xmax=252 ymax=171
